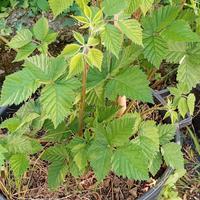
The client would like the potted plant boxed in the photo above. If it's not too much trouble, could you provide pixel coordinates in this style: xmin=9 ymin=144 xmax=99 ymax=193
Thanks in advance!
xmin=0 ymin=0 xmax=199 ymax=199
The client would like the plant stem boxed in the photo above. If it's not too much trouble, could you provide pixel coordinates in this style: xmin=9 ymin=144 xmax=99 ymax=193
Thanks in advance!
xmin=78 ymin=62 xmax=89 ymax=137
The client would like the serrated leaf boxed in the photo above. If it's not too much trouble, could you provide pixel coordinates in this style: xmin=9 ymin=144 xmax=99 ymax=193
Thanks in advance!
xmin=15 ymin=43 xmax=37 ymax=62
xmin=105 ymin=67 xmax=152 ymax=102
xmin=187 ymin=93 xmax=195 ymax=116
xmin=149 ymin=152 xmax=162 ymax=176
xmin=142 ymin=6 xmax=180 ymax=33
xmin=158 ymin=124 xmax=176 ymax=145
xmin=10 ymin=154 xmax=29 ymax=178
xmin=0 ymin=117 xmax=21 ymax=132
xmin=33 ymin=17 xmax=49 ymax=41
xmin=143 ymin=34 xmax=167 ymax=67
xmin=73 ymin=31 xmax=84 ymax=44
xmin=68 ymin=53 xmax=84 ymax=78
xmin=162 ymin=143 xmax=184 ymax=170
xmin=135 ymin=121 xmax=159 ymax=159
xmin=161 ymin=20 xmax=200 ymax=42
xmin=114 ymin=44 xmax=142 ymax=70
xmin=48 ymin=161 xmax=68 ymax=189
xmin=40 ymin=79 xmax=76 ymax=127
xmin=87 ymin=48 xmax=103 ymax=70
xmin=41 ymin=144 xmax=68 ymax=162
xmin=96 ymin=105 xmax=118 ymax=123
xmin=8 ymin=29 xmax=32 ymax=49
xmin=140 ymin=0 xmax=154 ymax=15
xmin=42 ymin=121 xmax=68 ymax=142
xmin=61 ymin=44 xmax=80 ymax=57
xmin=178 ymin=97 xmax=188 ymax=118
xmin=112 ymin=144 xmax=149 ymax=180
xmin=118 ymin=19 xmax=143 ymax=46
xmin=69 ymin=137 xmax=89 ymax=172
xmin=0 ymin=68 xmax=41 ymax=106
xmin=166 ymin=42 xmax=187 ymax=63
xmin=102 ymin=0 xmax=127 ymax=16
xmin=177 ymin=56 xmax=200 ymax=91
xmin=101 ymin=24 xmax=123 ymax=58
xmin=49 ymin=0 xmax=74 ymax=17
xmin=5 ymin=135 xmax=37 ymax=154
xmin=106 ymin=117 xmax=136 ymax=147
xmin=25 ymin=54 xmax=67 ymax=81
xmin=89 ymin=140 xmax=112 ymax=181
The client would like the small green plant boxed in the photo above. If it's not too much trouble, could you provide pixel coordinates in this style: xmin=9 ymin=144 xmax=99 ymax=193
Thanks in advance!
xmin=0 ymin=0 xmax=198 ymax=196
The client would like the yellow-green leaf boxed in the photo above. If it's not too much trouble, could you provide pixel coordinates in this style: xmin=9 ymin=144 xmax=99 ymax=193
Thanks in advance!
xmin=61 ymin=44 xmax=81 ymax=57
xmin=178 ymin=97 xmax=188 ymax=118
xmin=68 ymin=53 xmax=84 ymax=78
xmin=73 ymin=31 xmax=85 ymax=44
xmin=118 ymin=19 xmax=143 ymax=46
xmin=87 ymin=48 xmax=103 ymax=70
xmin=187 ymin=93 xmax=195 ymax=116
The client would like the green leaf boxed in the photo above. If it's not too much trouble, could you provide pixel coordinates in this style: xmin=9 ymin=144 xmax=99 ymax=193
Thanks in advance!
xmin=101 ymin=24 xmax=123 ymax=58
xmin=33 ymin=17 xmax=49 ymax=41
xmin=161 ymin=20 xmax=200 ymax=42
xmin=42 ymin=121 xmax=68 ymax=142
xmin=96 ymin=105 xmax=118 ymax=123
xmin=112 ymin=143 xmax=149 ymax=180
xmin=178 ymin=97 xmax=188 ymax=118
xmin=61 ymin=44 xmax=80 ymax=57
xmin=135 ymin=121 xmax=159 ymax=159
xmin=43 ymin=32 xmax=58 ymax=44
xmin=10 ymin=154 xmax=29 ymax=178
xmin=41 ymin=144 xmax=68 ymax=162
xmin=5 ymin=135 xmax=38 ymax=154
xmin=177 ymin=56 xmax=200 ymax=91
xmin=149 ymin=152 xmax=162 ymax=176
xmin=14 ymin=43 xmax=37 ymax=62
xmin=142 ymin=6 xmax=180 ymax=33
xmin=8 ymin=29 xmax=32 ymax=49
xmin=158 ymin=124 xmax=176 ymax=145
xmin=37 ymin=0 xmax=49 ymax=11
xmin=118 ymin=19 xmax=143 ymax=46
xmin=68 ymin=53 xmax=84 ymax=78
xmin=102 ymin=0 xmax=128 ymax=16
xmin=106 ymin=117 xmax=136 ymax=147
xmin=48 ymin=161 xmax=68 ymax=189
xmin=187 ymin=93 xmax=195 ymax=116
xmin=48 ymin=0 xmax=74 ymax=17
xmin=0 ymin=117 xmax=21 ymax=132
xmin=87 ymin=48 xmax=103 ymax=70
xmin=143 ymin=34 xmax=167 ymax=67
xmin=162 ymin=143 xmax=184 ymax=170
xmin=0 ymin=68 xmax=41 ymax=106
xmin=69 ymin=137 xmax=89 ymax=172
xmin=40 ymin=79 xmax=76 ymax=127
xmin=89 ymin=140 xmax=112 ymax=181
xmin=105 ymin=67 xmax=152 ymax=102
xmin=166 ymin=42 xmax=187 ymax=63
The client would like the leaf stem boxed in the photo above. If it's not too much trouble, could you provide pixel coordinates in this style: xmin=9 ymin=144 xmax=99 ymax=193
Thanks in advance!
xmin=0 ymin=35 xmax=9 ymax=44
xmin=78 ymin=62 xmax=89 ymax=137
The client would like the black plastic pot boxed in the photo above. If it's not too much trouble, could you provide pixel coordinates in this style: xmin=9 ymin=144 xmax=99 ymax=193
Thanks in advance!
xmin=0 ymin=89 xmax=192 ymax=200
